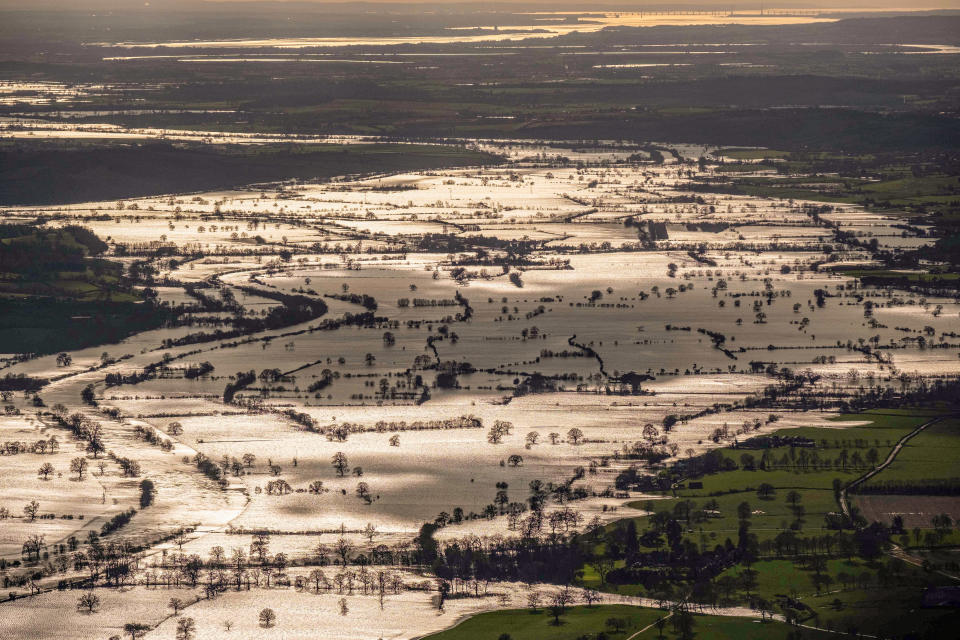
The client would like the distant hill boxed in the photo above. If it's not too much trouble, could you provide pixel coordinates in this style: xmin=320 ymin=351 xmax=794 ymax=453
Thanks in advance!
xmin=0 ymin=142 xmax=499 ymax=206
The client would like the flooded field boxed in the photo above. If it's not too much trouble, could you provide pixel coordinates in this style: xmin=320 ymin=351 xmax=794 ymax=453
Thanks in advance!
xmin=1 ymin=3 xmax=958 ymax=636
xmin=2 ymin=134 xmax=956 ymax=636
xmin=2 ymin=136 xmax=956 ymax=552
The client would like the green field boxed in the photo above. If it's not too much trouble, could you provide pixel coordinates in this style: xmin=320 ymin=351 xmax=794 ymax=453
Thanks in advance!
xmin=687 ymin=614 xmax=833 ymax=640
xmin=422 ymin=605 xmax=661 ymax=640
xmin=692 ymin=170 xmax=960 ymax=228
xmin=800 ymin=583 xmax=957 ymax=638
xmin=622 ymin=411 xmax=939 ymax=545
xmin=575 ymin=410 xmax=960 ymax=637
xmin=716 ymin=148 xmax=790 ymax=160
xmin=420 ymin=604 xmax=832 ymax=640
xmin=860 ymin=416 xmax=960 ymax=488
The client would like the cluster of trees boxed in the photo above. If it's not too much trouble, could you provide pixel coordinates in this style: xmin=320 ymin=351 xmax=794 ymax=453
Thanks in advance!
xmin=223 ymin=370 xmax=257 ymax=404
xmin=160 ymin=289 xmax=336 ymax=352
xmin=399 ymin=297 xmax=460 ymax=308
xmin=325 ymin=292 xmax=377 ymax=311
xmin=3 ymin=434 xmax=59 ymax=456
xmin=133 ymin=423 xmax=175 ymax=453
xmin=0 ymin=224 xmax=107 ymax=272
xmin=182 ymin=362 xmax=215 ymax=380
xmin=112 ymin=455 xmax=142 ymax=478
xmin=55 ymin=412 xmax=105 ymax=459
xmin=306 ymin=370 xmax=335 ymax=393
xmin=101 ymin=508 xmax=138 ymax=537
xmin=309 ymin=414 xmax=483 ymax=441
xmin=424 ymin=525 xmax=589 ymax=587
xmin=0 ymin=374 xmax=47 ymax=393
xmin=188 ymin=452 xmax=229 ymax=488
xmin=486 ymin=420 xmax=514 ymax=444
xmin=71 ymin=534 xmax=145 ymax=587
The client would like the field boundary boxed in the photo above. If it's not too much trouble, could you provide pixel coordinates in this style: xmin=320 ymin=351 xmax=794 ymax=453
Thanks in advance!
xmin=839 ymin=413 xmax=956 ymax=518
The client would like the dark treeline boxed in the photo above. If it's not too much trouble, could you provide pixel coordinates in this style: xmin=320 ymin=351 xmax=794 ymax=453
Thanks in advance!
xmin=223 ymin=371 xmax=257 ymax=404
xmin=0 ymin=224 xmax=107 ymax=272
xmin=426 ymin=527 xmax=588 ymax=587
xmin=159 ymin=287 xmax=329 ymax=350
xmin=0 ymin=374 xmax=47 ymax=393
xmin=1 ymin=297 xmax=173 ymax=357
xmin=856 ymin=478 xmax=960 ymax=496
xmin=0 ymin=143 xmax=500 ymax=206
xmin=325 ymin=292 xmax=377 ymax=311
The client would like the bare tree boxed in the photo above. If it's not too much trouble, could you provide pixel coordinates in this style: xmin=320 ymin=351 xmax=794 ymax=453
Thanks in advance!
xmin=250 ymin=533 xmax=270 ymax=564
xmin=583 ymin=588 xmax=602 ymax=607
xmin=258 ymin=608 xmax=276 ymax=628
xmin=332 ymin=452 xmax=349 ymax=477
xmin=308 ymin=568 xmax=327 ymax=593
xmin=22 ymin=534 xmax=45 ymax=560
xmin=70 ymin=457 xmax=89 ymax=480
xmin=549 ymin=588 xmax=573 ymax=625
xmin=335 ymin=535 xmax=353 ymax=566
xmin=590 ymin=555 xmax=616 ymax=585
xmin=23 ymin=499 xmax=40 ymax=521
xmin=123 ymin=623 xmax=150 ymax=640
xmin=175 ymin=617 xmax=196 ymax=640
xmin=76 ymin=591 xmax=100 ymax=614
xmin=356 ymin=482 xmax=372 ymax=504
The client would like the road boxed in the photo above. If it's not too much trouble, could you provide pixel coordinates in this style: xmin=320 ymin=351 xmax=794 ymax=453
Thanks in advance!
xmin=839 ymin=413 xmax=955 ymax=518
xmin=839 ymin=412 xmax=960 ymax=583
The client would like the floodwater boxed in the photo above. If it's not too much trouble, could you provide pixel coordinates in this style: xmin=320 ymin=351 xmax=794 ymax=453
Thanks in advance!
xmin=94 ymin=11 xmax=841 ymax=49
xmin=2 ymin=133 xmax=957 ymax=638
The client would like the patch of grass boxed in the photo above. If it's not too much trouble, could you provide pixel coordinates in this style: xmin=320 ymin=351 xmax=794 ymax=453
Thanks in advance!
xmin=861 ymin=417 xmax=960 ymax=488
xmin=693 ymin=171 xmax=960 ymax=223
xmin=803 ymin=584 xmax=957 ymax=638
xmin=421 ymin=604 xmax=828 ymax=640
xmin=717 ymin=148 xmax=790 ymax=160
xmin=421 ymin=604 xmax=662 ymax=640
xmin=0 ymin=296 xmax=171 ymax=355
xmin=714 ymin=163 xmax=779 ymax=173
xmin=580 ymin=410 xmax=959 ymax=637
xmin=0 ymin=224 xmax=167 ymax=354
xmin=689 ymin=613 xmax=833 ymax=640
xmin=632 ymin=411 xmax=939 ymax=543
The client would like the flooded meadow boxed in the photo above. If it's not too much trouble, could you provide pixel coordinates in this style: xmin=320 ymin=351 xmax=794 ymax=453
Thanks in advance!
xmin=1 ymin=133 xmax=957 ymax=638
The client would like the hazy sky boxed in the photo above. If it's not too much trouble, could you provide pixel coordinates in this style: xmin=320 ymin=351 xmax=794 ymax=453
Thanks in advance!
xmin=2 ymin=0 xmax=959 ymax=8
